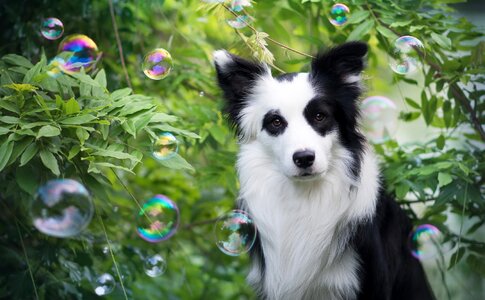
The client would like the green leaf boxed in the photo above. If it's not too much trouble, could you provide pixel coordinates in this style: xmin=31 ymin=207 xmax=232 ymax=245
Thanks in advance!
xmin=0 ymin=127 xmax=11 ymax=135
xmin=436 ymin=134 xmax=445 ymax=150
xmin=430 ymin=32 xmax=452 ymax=49
xmin=376 ymin=25 xmax=397 ymax=39
xmin=60 ymin=115 xmax=97 ymax=125
xmin=37 ymin=125 xmax=61 ymax=139
xmin=64 ymin=98 xmax=80 ymax=115
xmin=346 ymin=10 xmax=370 ymax=25
xmin=156 ymin=153 xmax=194 ymax=171
xmin=111 ymin=88 xmax=132 ymax=100
xmin=448 ymin=247 xmax=466 ymax=270
xmin=395 ymin=184 xmax=410 ymax=199
xmin=0 ymin=141 xmax=14 ymax=171
xmin=76 ymin=127 xmax=90 ymax=144
xmin=3 ymin=54 xmax=34 ymax=68
xmin=91 ymin=148 xmax=140 ymax=162
xmin=437 ymin=172 xmax=453 ymax=188
xmin=20 ymin=143 xmax=38 ymax=166
xmin=39 ymin=149 xmax=60 ymax=176
xmin=467 ymin=255 xmax=485 ymax=276
xmin=405 ymin=97 xmax=420 ymax=109
xmin=347 ymin=19 xmax=374 ymax=41
xmin=16 ymin=166 xmax=38 ymax=195
xmin=209 ymin=125 xmax=227 ymax=144
xmin=23 ymin=55 xmax=46 ymax=83
xmin=68 ymin=145 xmax=81 ymax=160
xmin=0 ymin=116 xmax=20 ymax=124
xmin=89 ymin=162 xmax=134 ymax=174
xmin=95 ymin=69 xmax=107 ymax=88
xmin=0 ymin=99 xmax=20 ymax=114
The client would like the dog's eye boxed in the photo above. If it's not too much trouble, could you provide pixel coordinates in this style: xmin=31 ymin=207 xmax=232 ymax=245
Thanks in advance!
xmin=272 ymin=118 xmax=282 ymax=127
xmin=315 ymin=113 xmax=324 ymax=121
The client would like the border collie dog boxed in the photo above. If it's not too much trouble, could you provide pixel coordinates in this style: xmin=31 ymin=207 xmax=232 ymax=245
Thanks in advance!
xmin=213 ymin=42 xmax=434 ymax=300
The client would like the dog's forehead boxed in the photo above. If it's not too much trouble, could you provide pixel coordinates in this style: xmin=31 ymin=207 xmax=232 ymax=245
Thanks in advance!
xmin=252 ymin=72 xmax=317 ymax=116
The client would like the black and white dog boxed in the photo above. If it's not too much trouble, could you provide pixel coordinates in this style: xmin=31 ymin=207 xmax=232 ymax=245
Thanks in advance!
xmin=213 ymin=42 xmax=435 ymax=300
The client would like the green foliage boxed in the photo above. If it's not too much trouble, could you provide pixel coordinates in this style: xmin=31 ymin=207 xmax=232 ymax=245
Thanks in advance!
xmin=0 ymin=0 xmax=484 ymax=299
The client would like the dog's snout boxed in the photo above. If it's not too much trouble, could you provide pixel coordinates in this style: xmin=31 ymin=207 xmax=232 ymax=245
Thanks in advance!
xmin=293 ymin=150 xmax=315 ymax=168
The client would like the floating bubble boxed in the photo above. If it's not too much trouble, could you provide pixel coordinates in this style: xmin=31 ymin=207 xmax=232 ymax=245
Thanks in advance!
xmin=409 ymin=224 xmax=447 ymax=260
xmin=227 ymin=15 xmax=252 ymax=29
xmin=214 ymin=210 xmax=257 ymax=256
xmin=94 ymin=273 xmax=115 ymax=296
xmin=199 ymin=91 xmax=205 ymax=97
xmin=389 ymin=36 xmax=424 ymax=75
xmin=136 ymin=195 xmax=179 ymax=243
xmin=329 ymin=3 xmax=350 ymax=26
xmin=202 ymin=0 xmax=225 ymax=3
xmin=152 ymin=132 xmax=178 ymax=160
xmin=142 ymin=48 xmax=173 ymax=80
xmin=41 ymin=18 xmax=64 ymax=40
xmin=231 ymin=0 xmax=252 ymax=12
xmin=144 ymin=254 xmax=167 ymax=277
xmin=31 ymin=179 xmax=93 ymax=238
xmin=46 ymin=57 xmax=65 ymax=78
xmin=57 ymin=34 xmax=100 ymax=74
xmin=360 ymin=96 xmax=398 ymax=143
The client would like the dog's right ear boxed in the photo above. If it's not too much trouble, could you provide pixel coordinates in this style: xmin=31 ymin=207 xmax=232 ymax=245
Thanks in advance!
xmin=213 ymin=50 xmax=270 ymax=126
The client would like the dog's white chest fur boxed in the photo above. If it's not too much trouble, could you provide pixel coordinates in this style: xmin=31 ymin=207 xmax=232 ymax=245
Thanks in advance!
xmin=238 ymin=142 xmax=380 ymax=300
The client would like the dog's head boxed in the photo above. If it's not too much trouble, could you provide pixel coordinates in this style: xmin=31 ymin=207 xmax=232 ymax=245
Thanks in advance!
xmin=214 ymin=42 xmax=367 ymax=181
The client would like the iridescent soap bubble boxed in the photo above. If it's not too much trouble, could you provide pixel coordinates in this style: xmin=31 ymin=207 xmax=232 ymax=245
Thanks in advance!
xmin=360 ymin=96 xmax=398 ymax=143
xmin=31 ymin=179 xmax=93 ymax=238
xmin=94 ymin=273 xmax=115 ymax=296
xmin=227 ymin=15 xmax=252 ymax=29
xmin=214 ymin=210 xmax=257 ymax=256
xmin=329 ymin=3 xmax=350 ymax=26
xmin=142 ymin=48 xmax=173 ymax=80
xmin=136 ymin=195 xmax=179 ymax=243
xmin=231 ymin=0 xmax=252 ymax=12
xmin=409 ymin=224 xmax=446 ymax=260
xmin=57 ymin=34 xmax=99 ymax=74
xmin=144 ymin=254 xmax=167 ymax=277
xmin=152 ymin=132 xmax=178 ymax=160
xmin=40 ymin=18 xmax=64 ymax=40
xmin=389 ymin=36 xmax=424 ymax=75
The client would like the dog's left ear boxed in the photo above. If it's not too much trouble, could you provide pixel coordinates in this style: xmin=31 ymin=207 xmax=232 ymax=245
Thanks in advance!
xmin=310 ymin=41 xmax=368 ymax=85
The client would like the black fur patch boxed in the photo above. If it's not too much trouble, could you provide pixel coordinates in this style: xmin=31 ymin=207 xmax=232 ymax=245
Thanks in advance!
xmin=310 ymin=42 xmax=368 ymax=179
xmin=262 ymin=109 xmax=288 ymax=136
xmin=303 ymin=98 xmax=336 ymax=137
xmin=275 ymin=72 xmax=298 ymax=82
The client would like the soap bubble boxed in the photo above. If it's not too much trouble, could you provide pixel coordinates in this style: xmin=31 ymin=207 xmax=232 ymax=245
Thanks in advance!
xmin=94 ymin=273 xmax=115 ymax=296
xmin=329 ymin=3 xmax=350 ymax=26
xmin=231 ymin=0 xmax=252 ymax=12
xmin=409 ymin=224 xmax=447 ymax=260
xmin=144 ymin=254 xmax=167 ymax=277
xmin=152 ymin=132 xmax=178 ymax=161
xmin=389 ymin=36 xmax=424 ymax=75
xmin=40 ymin=17 xmax=64 ymax=40
xmin=360 ymin=96 xmax=398 ymax=143
xmin=227 ymin=15 xmax=252 ymax=29
xmin=142 ymin=48 xmax=173 ymax=80
xmin=199 ymin=91 xmax=205 ymax=97
xmin=136 ymin=195 xmax=179 ymax=243
xmin=214 ymin=210 xmax=257 ymax=256
xmin=202 ymin=0 xmax=225 ymax=3
xmin=31 ymin=179 xmax=93 ymax=238
xmin=57 ymin=34 xmax=100 ymax=74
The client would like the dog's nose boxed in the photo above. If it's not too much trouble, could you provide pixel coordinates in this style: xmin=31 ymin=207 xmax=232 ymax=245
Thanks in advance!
xmin=293 ymin=150 xmax=315 ymax=168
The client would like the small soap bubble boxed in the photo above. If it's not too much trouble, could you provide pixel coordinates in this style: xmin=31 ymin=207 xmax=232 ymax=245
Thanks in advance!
xmin=41 ymin=18 xmax=64 ymax=40
xmin=142 ymin=48 xmax=173 ymax=80
xmin=231 ymin=0 xmax=252 ymax=12
xmin=31 ymin=179 xmax=93 ymax=238
xmin=389 ymin=36 xmax=424 ymax=75
xmin=58 ymin=34 xmax=100 ymax=74
xmin=102 ymin=246 xmax=109 ymax=255
xmin=360 ymin=96 xmax=398 ymax=143
xmin=152 ymin=132 xmax=178 ymax=160
xmin=199 ymin=91 xmax=205 ymax=97
xmin=227 ymin=15 xmax=252 ymax=29
xmin=94 ymin=273 xmax=115 ymax=296
xmin=144 ymin=254 xmax=167 ymax=277
xmin=329 ymin=3 xmax=350 ymax=26
xmin=136 ymin=195 xmax=179 ymax=243
xmin=214 ymin=210 xmax=257 ymax=256
xmin=409 ymin=224 xmax=446 ymax=260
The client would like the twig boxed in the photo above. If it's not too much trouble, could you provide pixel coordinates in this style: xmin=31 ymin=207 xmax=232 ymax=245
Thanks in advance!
xmin=108 ymin=0 xmax=133 ymax=90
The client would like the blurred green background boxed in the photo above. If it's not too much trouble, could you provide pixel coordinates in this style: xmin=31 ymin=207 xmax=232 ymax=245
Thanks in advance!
xmin=0 ymin=0 xmax=484 ymax=299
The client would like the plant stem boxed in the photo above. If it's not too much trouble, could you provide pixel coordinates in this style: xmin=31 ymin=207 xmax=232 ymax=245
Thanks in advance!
xmin=15 ymin=220 xmax=39 ymax=300
xmin=108 ymin=0 xmax=133 ymax=90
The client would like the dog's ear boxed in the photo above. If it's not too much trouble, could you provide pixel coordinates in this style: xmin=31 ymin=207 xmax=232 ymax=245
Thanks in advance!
xmin=310 ymin=41 xmax=368 ymax=85
xmin=213 ymin=50 xmax=270 ymax=126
